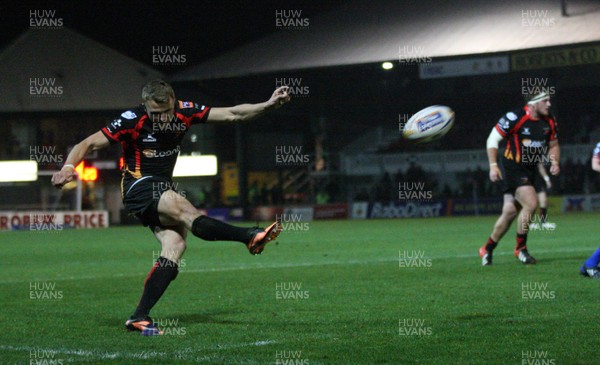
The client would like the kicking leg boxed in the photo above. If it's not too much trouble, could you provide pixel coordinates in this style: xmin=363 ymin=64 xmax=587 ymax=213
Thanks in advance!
xmin=157 ymin=189 xmax=281 ymax=254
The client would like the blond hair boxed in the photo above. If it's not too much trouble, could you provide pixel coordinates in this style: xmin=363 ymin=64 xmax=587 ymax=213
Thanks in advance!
xmin=142 ymin=79 xmax=175 ymax=103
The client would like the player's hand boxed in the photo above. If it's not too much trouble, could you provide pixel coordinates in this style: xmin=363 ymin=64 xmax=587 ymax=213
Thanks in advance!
xmin=489 ymin=165 xmax=502 ymax=182
xmin=545 ymin=179 xmax=552 ymax=189
xmin=550 ymin=164 xmax=560 ymax=176
xmin=268 ymin=86 xmax=291 ymax=109
xmin=51 ymin=168 xmax=75 ymax=189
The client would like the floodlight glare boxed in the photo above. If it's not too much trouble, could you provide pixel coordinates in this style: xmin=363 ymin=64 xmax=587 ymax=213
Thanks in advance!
xmin=0 ymin=160 xmax=38 ymax=182
xmin=173 ymin=155 xmax=218 ymax=177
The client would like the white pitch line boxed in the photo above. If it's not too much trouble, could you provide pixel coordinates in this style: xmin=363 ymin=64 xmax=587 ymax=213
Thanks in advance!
xmin=0 ymin=246 xmax=592 ymax=284
xmin=0 ymin=258 xmax=395 ymax=284
xmin=0 ymin=340 xmax=277 ymax=362
xmin=209 ymin=340 xmax=277 ymax=350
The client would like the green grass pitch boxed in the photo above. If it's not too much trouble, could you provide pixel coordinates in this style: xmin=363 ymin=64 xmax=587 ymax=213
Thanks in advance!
xmin=1 ymin=213 xmax=599 ymax=364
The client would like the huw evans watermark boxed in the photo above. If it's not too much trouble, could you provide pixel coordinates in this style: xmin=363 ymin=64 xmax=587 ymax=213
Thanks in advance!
xmin=152 ymin=250 xmax=186 ymax=272
xmin=521 ymin=9 xmax=556 ymax=28
xmin=398 ymin=113 xmax=415 ymax=133
xmin=30 ymin=349 xmax=64 ymax=365
xmin=151 ymin=318 xmax=187 ymax=336
xmin=30 ymin=282 xmax=63 ymax=300
xmin=276 ymin=213 xmax=310 ymax=233
xmin=275 ymin=77 xmax=309 ymax=97
xmin=399 ymin=45 xmax=432 ymax=65
xmin=152 ymin=46 xmax=187 ymax=66
xmin=521 ymin=282 xmax=556 ymax=300
xmin=275 ymin=282 xmax=310 ymax=300
xmin=398 ymin=182 xmax=433 ymax=201
xmin=521 ymin=78 xmax=556 ymax=97
xmin=30 ymin=9 xmax=63 ymax=29
xmin=29 ymin=78 xmax=63 ymax=97
xmin=521 ymin=350 xmax=555 ymax=365
xmin=152 ymin=182 xmax=187 ymax=201
xmin=30 ymin=145 xmax=63 ymax=165
xmin=398 ymin=318 xmax=432 ymax=336
xmin=275 ymin=350 xmax=309 ymax=365
xmin=275 ymin=146 xmax=310 ymax=166
xmin=275 ymin=10 xmax=309 ymax=29
xmin=29 ymin=214 xmax=63 ymax=232
xmin=399 ymin=250 xmax=432 ymax=268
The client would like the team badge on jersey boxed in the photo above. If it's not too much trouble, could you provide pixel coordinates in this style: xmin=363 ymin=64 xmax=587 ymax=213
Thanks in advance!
xmin=121 ymin=111 xmax=137 ymax=119
xmin=179 ymin=101 xmax=193 ymax=108
xmin=506 ymin=112 xmax=518 ymax=121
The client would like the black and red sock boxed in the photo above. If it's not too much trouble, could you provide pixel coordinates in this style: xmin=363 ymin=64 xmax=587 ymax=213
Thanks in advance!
xmin=131 ymin=256 xmax=179 ymax=319
xmin=485 ymin=237 xmax=497 ymax=251
xmin=191 ymin=215 xmax=253 ymax=243
xmin=516 ymin=233 xmax=528 ymax=251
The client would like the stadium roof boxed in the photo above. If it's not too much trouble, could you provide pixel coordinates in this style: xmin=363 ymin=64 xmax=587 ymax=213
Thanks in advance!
xmin=173 ymin=0 xmax=600 ymax=81
xmin=0 ymin=27 xmax=163 ymax=112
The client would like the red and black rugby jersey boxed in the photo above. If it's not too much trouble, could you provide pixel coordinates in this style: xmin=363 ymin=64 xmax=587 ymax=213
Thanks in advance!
xmin=101 ymin=100 xmax=210 ymax=181
xmin=495 ymin=105 xmax=558 ymax=167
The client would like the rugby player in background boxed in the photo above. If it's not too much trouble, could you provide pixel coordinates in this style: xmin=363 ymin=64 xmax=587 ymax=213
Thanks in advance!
xmin=478 ymin=91 xmax=559 ymax=266
xmin=580 ymin=142 xmax=600 ymax=278
xmin=51 ymin=79 xmax=291 ymax=334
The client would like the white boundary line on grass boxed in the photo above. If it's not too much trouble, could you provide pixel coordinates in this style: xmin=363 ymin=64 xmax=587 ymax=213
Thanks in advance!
xmin=1 ymin=247 xmax=592 ymax=284
xmin=0 ymin=340 xmax=277 ymax=362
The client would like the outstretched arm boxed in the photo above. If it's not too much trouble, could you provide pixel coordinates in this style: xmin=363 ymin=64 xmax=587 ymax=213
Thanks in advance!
xmin=51 ymin=131 xmax=110 ymax=188
xmin=207 ymin=86 xmax=290 ymax=123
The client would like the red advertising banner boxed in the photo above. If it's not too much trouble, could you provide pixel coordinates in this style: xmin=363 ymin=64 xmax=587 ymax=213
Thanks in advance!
xmin=251 ymin=206 xmax=284 ymax=221
xmin=313 ymin=204 xmax=349 ymax=220
xmin=0 ymin=211 xmax=109 ymax=231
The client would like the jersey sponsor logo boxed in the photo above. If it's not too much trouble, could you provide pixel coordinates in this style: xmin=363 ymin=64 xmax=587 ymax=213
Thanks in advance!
xmin=121 ymin=111 xmax=137 ymax=119
xmin=522 ymin=127 xmax=531 ymax=135
xmin=142 ymin=146 xmax=180 ymax=158
xmin=506 ymin=112 xmax=518 ymax=121
xmin=522 ymin=139 xmax=545 ymax=148
xmin=142 ymin=133 xmax=157 ymax=143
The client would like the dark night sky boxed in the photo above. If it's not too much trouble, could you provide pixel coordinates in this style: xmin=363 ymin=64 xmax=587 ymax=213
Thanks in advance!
xmin=1 ymin=0 xmax=347 ymax=73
